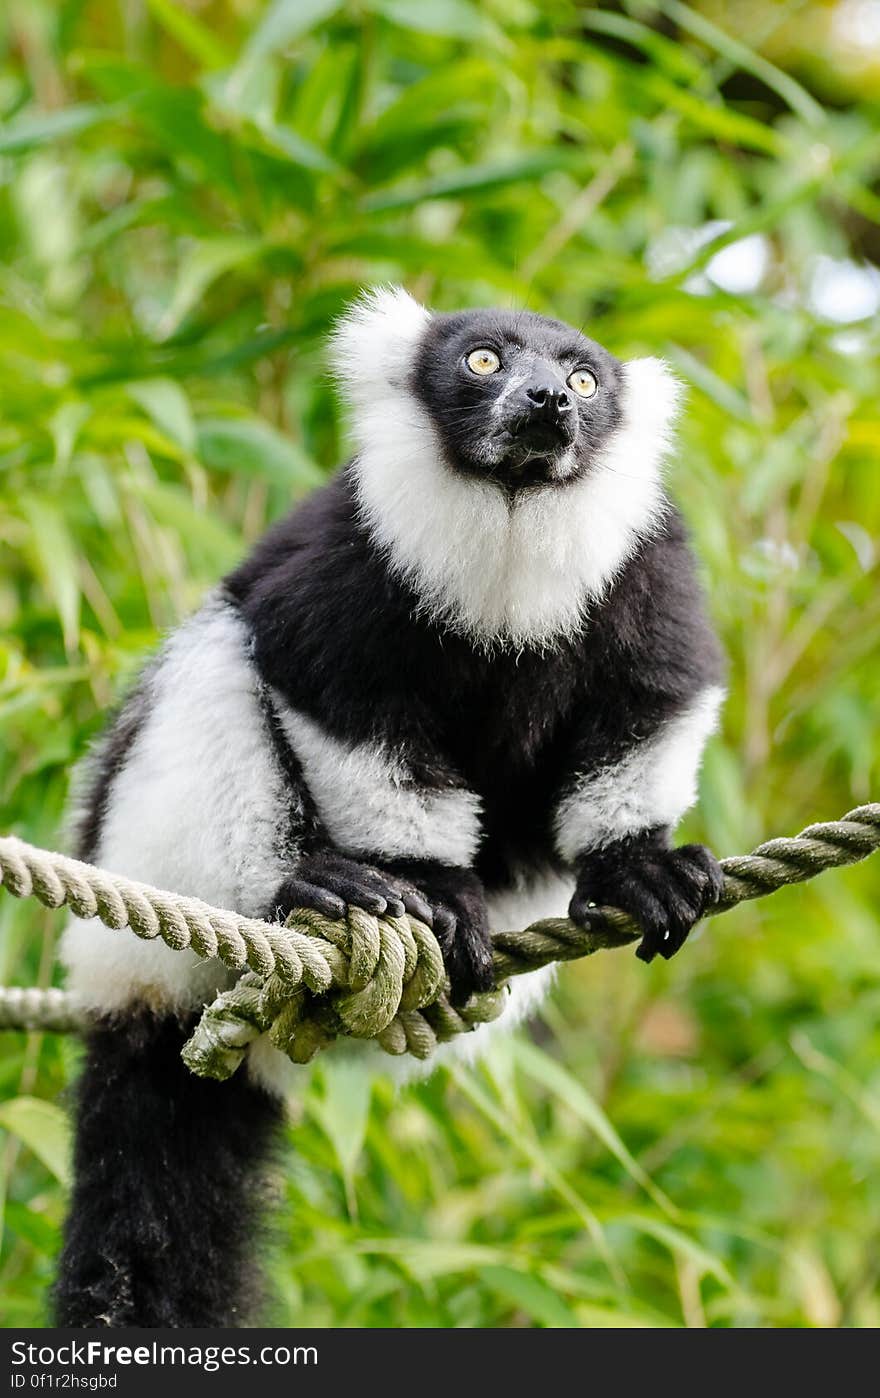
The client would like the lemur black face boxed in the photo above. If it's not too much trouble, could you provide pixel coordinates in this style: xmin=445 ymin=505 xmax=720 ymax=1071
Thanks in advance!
xmin=410 ymin=308 xmax=625 ymax=492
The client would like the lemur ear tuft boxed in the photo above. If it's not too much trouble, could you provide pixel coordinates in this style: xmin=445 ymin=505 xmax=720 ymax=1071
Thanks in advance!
xmin=330 ymin=286 xmax=432 ymax=401
xmin=621 ymin=357 xmax=684 ymax=444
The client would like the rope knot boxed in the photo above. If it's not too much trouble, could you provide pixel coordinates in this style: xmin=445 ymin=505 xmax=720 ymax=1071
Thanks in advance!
xmin=182 ymin=906 xmax=453 ymax=1077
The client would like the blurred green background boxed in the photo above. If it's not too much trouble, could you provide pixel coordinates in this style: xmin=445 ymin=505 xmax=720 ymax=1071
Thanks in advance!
xmin=1 ymin=0 xmax=879 ymax=1328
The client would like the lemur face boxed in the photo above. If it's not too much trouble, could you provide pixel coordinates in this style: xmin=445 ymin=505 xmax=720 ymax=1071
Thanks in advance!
xmin=410 ymin=309 xmax=625 ymax=492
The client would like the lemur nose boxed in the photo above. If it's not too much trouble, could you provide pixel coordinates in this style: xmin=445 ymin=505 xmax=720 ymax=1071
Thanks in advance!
xmin=526 ymin=384 xmax=572 ymax=416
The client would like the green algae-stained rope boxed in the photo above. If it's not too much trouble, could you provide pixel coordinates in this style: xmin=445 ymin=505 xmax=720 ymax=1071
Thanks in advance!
xmin=0 ymin=804 xmax=878 ymax=1077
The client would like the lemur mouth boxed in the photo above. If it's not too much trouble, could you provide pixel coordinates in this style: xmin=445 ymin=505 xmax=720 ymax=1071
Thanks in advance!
xmin=488 ymin=449 xmax=578 ymax=494
xmin=506 ymin=451 xmax=556 ymax=483
xmin=489 ymin=427 xmax=578 ymax=490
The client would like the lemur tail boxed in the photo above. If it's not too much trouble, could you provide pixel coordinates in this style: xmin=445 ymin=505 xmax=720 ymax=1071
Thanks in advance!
xmin=54 ymin=1011 xmax=283 ymax=1327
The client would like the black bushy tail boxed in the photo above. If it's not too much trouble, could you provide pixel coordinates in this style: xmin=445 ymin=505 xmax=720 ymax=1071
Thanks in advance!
xmin=55 ymin=1011 xmax=283 ymax=1328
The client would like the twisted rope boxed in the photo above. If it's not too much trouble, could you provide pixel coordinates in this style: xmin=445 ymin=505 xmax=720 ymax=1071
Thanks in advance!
xmin=0 ymin=986 xmax=85 ymax=1034
xmin=0 ymin=803 xmax=877 ymax=1078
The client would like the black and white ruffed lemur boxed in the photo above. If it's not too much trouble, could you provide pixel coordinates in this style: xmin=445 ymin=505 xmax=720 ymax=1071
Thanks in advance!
xmin=56 ymin=288 xmax=725 ymax=1327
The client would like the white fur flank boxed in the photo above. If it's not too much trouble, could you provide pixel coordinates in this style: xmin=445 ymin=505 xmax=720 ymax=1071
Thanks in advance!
xmin=246 ymin=873 xmax=568 ymax=1098
xmin=61 ymin=596 xmax=296 ymax=1015
xmin=553 ymin=686 xmax=725 ymax=861
xmin=340 ymin=287 xmax=681 ymax=648
xmin=274 ymin=701 xmax=482 ymax=865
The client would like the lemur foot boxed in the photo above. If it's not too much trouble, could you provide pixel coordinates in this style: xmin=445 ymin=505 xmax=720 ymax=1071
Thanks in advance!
xmin=271 ymin=850 xmax=434 ymax=925
xmin=569 ymin=840 xmax=724 ymax=964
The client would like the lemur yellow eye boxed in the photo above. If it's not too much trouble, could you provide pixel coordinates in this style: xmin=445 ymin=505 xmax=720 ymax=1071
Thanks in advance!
xmin=568 ymin=368 xmax=598 ymax=398
xmin=466 ymin=348 xmax=501 ymax=375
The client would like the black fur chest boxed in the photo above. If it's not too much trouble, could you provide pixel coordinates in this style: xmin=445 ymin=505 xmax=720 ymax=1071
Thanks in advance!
xmin=404 ymin=632 xmax=591 ymax=885
xmin=426 ymin=637 xmax=583 ymax=785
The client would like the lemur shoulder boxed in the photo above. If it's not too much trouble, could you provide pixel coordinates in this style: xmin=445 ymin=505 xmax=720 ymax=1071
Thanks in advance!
xmin=56 ymin=288 xmax=724 ymax=1327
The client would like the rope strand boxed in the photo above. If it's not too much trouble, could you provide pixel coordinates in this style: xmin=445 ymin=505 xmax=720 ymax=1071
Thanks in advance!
xmin=0 ymin=803 xmax=877 ymax=1077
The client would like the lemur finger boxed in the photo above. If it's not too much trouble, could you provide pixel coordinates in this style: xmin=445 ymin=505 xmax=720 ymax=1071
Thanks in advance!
xmin=429 ymin=902 xmax=486 ymax=1004
xmin=652 ymin=868 xmax=703 ymax=931
xmin=641 ymin=868 xmax=706 ymax=959
xmin=442 ymin=942 xmax=469 ymax=1004
xmin=391 ymin=882 xmax=434 ymax=927
xmin=652 ymin=916 xmax=692 ymax=959
xmin=305 ymin=871 xmax=390 ymax=916
xmin=666 ymin=853 xmax=710 ymax=896
xmin=462 ymin=927 xmax=496 ymax=994
xmin=620 ymin=878 xmax=675 ymax=963
xmin=444 ymin=927 xmax=495 ymax=1006
xmin=661 ymin=860 xmax=713 ymax=931
xmin=274 ymin=878 xmax=346 ymax=922
xmin=647 ymin=903 xmax=698 ymax=958
xmin=567 ymin=892 xmax=607 ymax=930
xmin=355 ymin=866 xmax=431 ymax=922
xmin=301 ymin=853 xmax=408 ymax=917
xmin=674 ymin=844 xmax=725 ymax=905
xmin=431 ymin=904 xmax=457 ymax=947
xmin=570 ymin=871 xmax=672 ymax=961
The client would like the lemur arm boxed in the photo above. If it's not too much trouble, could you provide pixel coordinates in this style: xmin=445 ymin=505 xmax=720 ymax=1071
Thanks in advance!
xmin=553 ymin=685 xmax=725 ymax=962
xmin=263 ymin=693 xmax=493 ymax=1001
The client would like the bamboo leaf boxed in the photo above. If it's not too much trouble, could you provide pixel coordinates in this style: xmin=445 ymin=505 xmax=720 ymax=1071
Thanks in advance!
xmin=126 ymin=379 xmax=197 ymax=455
xmin=196 ymin=416 xmax=324 ymax=487
xmin=0 ymin=1097 xmax=72 ymax=1186
xmin=513 ymin=1040 xmax=678 ymax=1217
xmin=155 ymin=237 xmax=266 ymax=339
xmin=312 ymin=1063 xmax=374 ymax=1214
xmin=614 ymin=1213 xmax=736 ymax=1290
xmin=18 ymin=495 xmax=82 ymax=652
xmin=241 ymin=0 xmax=343 ymax=65
xmin=0 ymin=105 xmax=112 ymax=155
xmin=480 ymin=1265 xmax=581 ymax=1327
xmin=363 ymin=151 xmax=583 ymax=211
xmin=145 ymin=0 xmax=233 ymax=69
xmin=367 ymin=0 xmax=496 ymax=42
xmin=653 ymin=0 xmax=825 ymax=127
xmin=126 ymin=481 xmax=243 ymax=567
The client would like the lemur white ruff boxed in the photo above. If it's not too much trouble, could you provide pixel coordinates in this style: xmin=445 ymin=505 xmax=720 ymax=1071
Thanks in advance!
xmin=57 ymin=289 xmax=725 ymax=1327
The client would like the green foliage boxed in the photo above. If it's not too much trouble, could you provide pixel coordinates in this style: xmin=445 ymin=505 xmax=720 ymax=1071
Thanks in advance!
xmin=1 ymin=0 xmax=879 ymax=1328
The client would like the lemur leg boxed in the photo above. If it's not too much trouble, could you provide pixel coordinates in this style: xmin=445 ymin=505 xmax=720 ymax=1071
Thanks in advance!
xmin=55 ymin=1012 xmax=282 ymax=1328
xmin=61 ymin=599 xmax=462 ymax=1324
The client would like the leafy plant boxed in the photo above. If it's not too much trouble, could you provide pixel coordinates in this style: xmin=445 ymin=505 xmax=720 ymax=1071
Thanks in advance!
xmin=1 ymin=0 xmax=878 ymax=1328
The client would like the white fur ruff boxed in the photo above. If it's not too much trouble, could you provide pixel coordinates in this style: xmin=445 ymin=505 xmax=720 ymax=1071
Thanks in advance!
xmin=337 ymin=286 xmax=681 ymax=650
